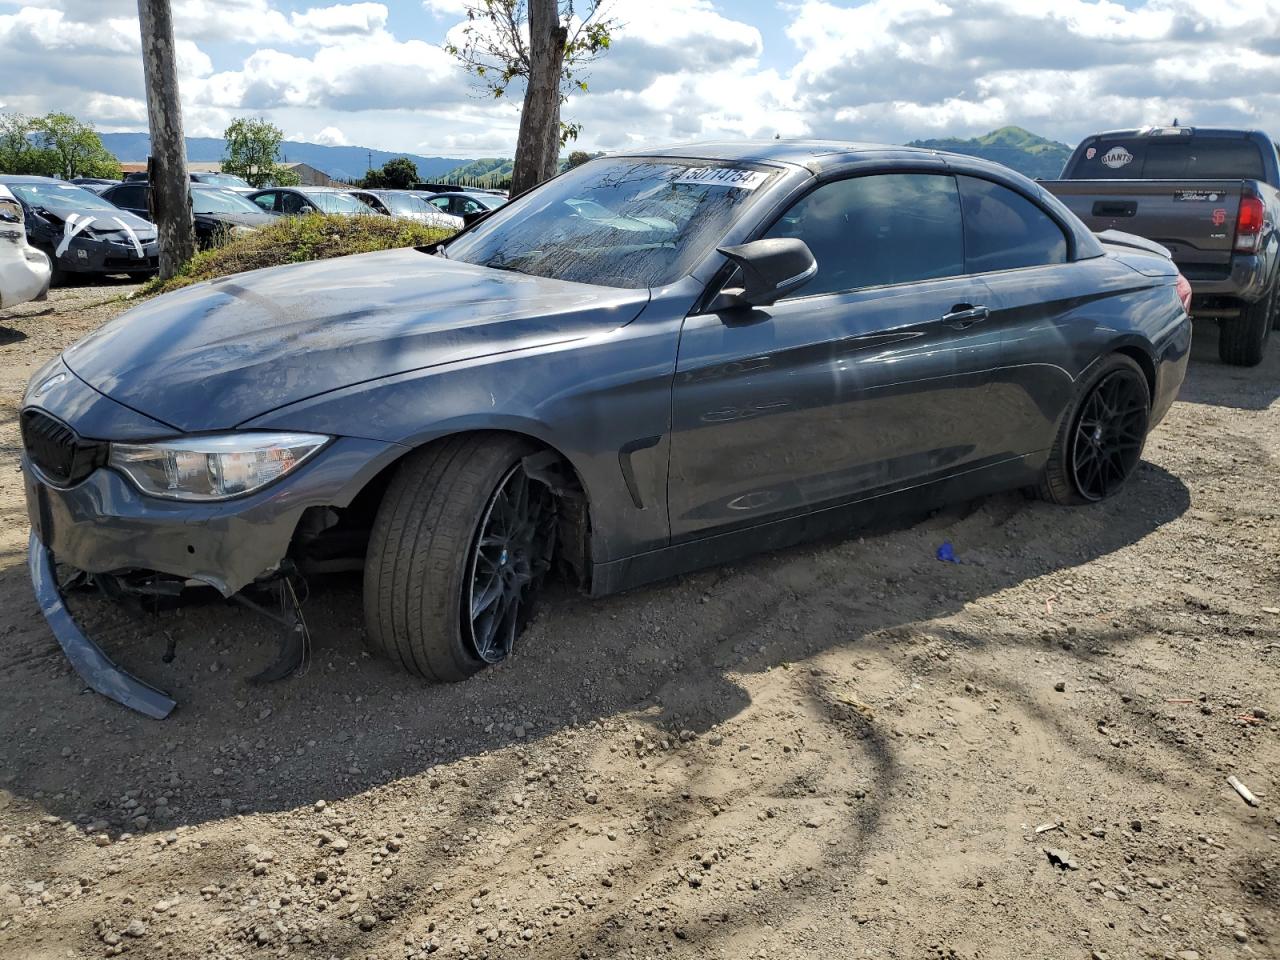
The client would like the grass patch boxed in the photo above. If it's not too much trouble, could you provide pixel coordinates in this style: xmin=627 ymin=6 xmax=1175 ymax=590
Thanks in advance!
xmin=143 ymin=213 xmax=455 ymax=296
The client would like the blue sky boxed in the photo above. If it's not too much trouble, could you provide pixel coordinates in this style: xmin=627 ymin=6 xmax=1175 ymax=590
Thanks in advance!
xmin=1 ymin=0 xmax=1277 ymax=160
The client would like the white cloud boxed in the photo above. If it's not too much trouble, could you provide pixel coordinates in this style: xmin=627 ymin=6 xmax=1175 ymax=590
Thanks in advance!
xmin=313 ymin=125 xmax=349 ymax=145
xmin=290 ymin=2 xmax=387 ymax=43
xmin=190 ymin=35 xmax=464 ymax=112
xmin=421 ymin=0 xmax=468 ymax=17
xmin=4 ymin=0 xmax=1280 ymax=161
xmin=782 ymin=0 xmax=1280 ymax=143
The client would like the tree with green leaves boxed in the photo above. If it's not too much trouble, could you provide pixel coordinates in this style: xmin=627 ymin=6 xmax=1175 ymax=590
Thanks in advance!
xmin=0 ymin=114 xmax=53 ymax=176
xmin=30 ymin=113 xmax=122 ymax=180
xmin=221 ymin=117 xmax=301 ymax=188
xmin=566 ymin=149 xmax=596 ymax=168
xmin=0 ymin=112 xmax=119 ymax=179
xmin=361 ymin=156 xmax=420 ymax=189
xmin=446 ymin=0 xmax=615 ymax=195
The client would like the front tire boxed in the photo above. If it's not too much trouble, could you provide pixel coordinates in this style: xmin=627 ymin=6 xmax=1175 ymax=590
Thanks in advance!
xmin=1038 ymin=354 xmax=1151 ymax=506
xmin=363 ymin=434 xmax=557 ymax=681
xmin=1218 ymin=288 xmax=1274 ymax=366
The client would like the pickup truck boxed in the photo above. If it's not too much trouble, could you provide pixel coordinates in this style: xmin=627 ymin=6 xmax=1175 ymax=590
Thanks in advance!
xmin=1043 ymin=127 xmax=1280 ymax=366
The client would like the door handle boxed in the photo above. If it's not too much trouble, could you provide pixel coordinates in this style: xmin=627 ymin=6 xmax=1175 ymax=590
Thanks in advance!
xmin=942 ymin=304 xmax=990 ymax=329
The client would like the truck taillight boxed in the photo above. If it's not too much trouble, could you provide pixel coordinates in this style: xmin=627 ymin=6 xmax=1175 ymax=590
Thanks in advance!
xmin=1234 ymin=196 xmax=1265 ymax=253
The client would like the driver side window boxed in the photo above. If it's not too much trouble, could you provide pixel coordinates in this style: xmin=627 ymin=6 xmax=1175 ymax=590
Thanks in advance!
xmin=763 ymin=173 xmax=964 ymax=298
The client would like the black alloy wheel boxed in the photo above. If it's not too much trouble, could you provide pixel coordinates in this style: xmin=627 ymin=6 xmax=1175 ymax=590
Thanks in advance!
xmin=1068 ymin=367 xmax=1149 ymax=502
xmin=465 ymin=462 xmax=557 ymax=663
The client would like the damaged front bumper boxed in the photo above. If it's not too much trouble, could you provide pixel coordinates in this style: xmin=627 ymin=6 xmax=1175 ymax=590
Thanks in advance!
xmin=21 ymin=365 xmax=405 ymax=716
xmin=27 ymin=221 xmax=160 ymax=277
xmin=28 ymin=530 xmax=177 ymax=719
xmin=54 ymin=232 xmax=159 ymax=276
xmin=21 ymin=435 xmax=396 ymax=595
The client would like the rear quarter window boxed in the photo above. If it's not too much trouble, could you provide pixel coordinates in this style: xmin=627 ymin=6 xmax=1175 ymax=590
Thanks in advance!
xmin=958 ymin=177 xmax=1067 ymax=273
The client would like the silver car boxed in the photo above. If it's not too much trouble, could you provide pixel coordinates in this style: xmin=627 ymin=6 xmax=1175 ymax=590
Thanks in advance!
xmin=350 ymin=189 xmax=463 ymax=230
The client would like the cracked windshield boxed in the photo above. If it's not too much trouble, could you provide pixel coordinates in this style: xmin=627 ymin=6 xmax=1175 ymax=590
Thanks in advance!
xmin=444 ymin=159 xmax=776 ymax=288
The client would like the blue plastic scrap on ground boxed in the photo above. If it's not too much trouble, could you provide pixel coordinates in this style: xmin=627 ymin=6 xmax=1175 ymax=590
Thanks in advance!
xmin=936 ymin=541 xmax=958 ymax=563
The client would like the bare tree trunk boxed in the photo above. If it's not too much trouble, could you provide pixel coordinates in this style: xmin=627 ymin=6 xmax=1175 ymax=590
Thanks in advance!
xmin=509 ymin=0 xmax=566 ymax=197
xmin=136 ymin=0 xmax=194 ymax=279
xmin=541 ymin=97 xmax=563 ymax=182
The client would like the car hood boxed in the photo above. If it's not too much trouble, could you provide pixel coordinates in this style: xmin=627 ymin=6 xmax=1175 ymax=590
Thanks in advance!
xmin=35 ymin=202 xmax=155 ymax=236
xmin=62 ymin=247 xmax=650 ymax=433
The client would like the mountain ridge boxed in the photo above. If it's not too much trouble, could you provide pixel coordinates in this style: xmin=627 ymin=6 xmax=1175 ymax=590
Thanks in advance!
xmin=905 ymin=126 xmax=1073 ymax=179
xmin=98 ymin=133 xmax=472 ymax=182
xmin=97 ymin=125 xmax=1075 ymax=185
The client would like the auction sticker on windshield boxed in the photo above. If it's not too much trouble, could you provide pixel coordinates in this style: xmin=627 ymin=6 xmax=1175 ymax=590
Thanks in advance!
xmin=674 ymin=167 xmax=769 ymax=190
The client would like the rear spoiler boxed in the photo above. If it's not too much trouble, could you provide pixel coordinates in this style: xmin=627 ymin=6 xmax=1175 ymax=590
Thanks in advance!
xmin=1096 ymin=229 xmax=1173 ymax=260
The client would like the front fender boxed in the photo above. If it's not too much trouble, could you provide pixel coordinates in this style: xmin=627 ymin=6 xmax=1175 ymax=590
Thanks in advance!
xmin=242 ymin=302 xmax=689 ymax=563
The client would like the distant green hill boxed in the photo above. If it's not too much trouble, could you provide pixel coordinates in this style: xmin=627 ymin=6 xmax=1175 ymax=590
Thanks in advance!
xmin=98 ymin=133 xmax=467 ymax=182
xmin=440 ymin=127 xmax=1073 ymax=187
xmin=439 ymin=157 xmax=514 ymax=188
xmin=906 ymin=126 xmax=1072 ymax=179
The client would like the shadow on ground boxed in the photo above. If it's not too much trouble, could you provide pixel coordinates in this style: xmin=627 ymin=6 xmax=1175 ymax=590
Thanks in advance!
xmin=0 ymin=457 xmax=1192 ymax=844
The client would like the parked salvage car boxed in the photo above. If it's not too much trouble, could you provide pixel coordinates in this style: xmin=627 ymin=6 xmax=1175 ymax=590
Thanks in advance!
xmin=0 ymin=184 xmax=52 ymax=309
xmin=124 ymin=171 xmax=256 ymax=194
xmin=349 ymin=189 xmax=463 ymax=230
xmin=1043 ymin=126 xmax=1280 ymax=365
xmin=0 ymin=176 xmax=158 ymax=282
xmin=247 ymin=186 xmax=370 ymax=217
xmin=416 ymin=189 xmax=506 ymax=225
xmin=190 ymin=171 xmax=255 ymax=193
xmin=101 ymin=182 xmax=277 ymax=248
xmin=70 ymin=177 xmax=122 ymax=194
xmin=20 ymin=142 xmax=1191 ymax=717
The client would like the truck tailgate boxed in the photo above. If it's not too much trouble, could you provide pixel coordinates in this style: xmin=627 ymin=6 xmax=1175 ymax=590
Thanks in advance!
xmin=1043 ymin=179 xmax=1242 ymax=267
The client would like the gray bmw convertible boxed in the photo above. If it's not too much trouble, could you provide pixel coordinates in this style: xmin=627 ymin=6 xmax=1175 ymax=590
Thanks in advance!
xmin=21 ymin=141 xmax=1192 ymax=716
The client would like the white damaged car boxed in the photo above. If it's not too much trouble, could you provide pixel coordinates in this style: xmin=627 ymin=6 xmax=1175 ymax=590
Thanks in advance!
xmin=0 ymin=184 xmax=51 ymax=310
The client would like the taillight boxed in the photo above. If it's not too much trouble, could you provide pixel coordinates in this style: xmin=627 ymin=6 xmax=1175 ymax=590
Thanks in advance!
xmin=1234 ymin=196 xmax=1265 ymax=253
xmin=1175 ymin=272 xmax=1192 ymax=312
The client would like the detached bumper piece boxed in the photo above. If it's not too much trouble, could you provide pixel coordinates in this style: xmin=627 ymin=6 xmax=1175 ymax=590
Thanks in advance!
xmin=27 ymin=531 xmax=176 ymax=720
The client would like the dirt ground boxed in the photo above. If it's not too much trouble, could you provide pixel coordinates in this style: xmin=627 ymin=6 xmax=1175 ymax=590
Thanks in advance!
xmin=0 ymin=284 xmax=1276 ymax=960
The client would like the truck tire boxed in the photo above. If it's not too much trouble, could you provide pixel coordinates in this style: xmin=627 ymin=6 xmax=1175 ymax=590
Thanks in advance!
xmin=363 ymin=434 xmax=557 ymax=682
xmin=1218 ymin=288 xmax=1273 ymax=366
xmin=1037 ymin=353 xmax=1150 ymax=506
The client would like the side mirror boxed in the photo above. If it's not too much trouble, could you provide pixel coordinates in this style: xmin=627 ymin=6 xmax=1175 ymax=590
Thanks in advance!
xmin=716 ymin=238 xmax=817 ymax=307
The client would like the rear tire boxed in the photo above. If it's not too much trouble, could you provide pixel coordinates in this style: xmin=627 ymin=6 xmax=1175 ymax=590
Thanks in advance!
xmin=1218 ymin=288 xmax=1273 ymax=366
xmin=363 ymin=434 xmax=556 ymax=682
xmin=1037 ymin=353 xmax=1151 ymax=506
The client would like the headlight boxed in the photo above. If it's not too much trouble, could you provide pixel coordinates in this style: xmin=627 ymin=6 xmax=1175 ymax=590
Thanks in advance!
xmin=109 ymin=432 xmax=330 ymax=501
xmin=229 ymin=224 xmax=259 ymax=237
